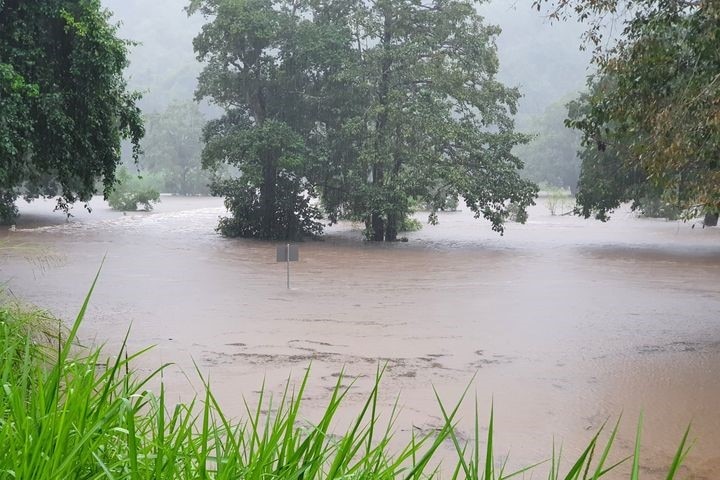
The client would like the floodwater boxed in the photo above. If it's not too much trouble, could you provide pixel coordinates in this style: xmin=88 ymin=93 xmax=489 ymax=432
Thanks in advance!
xmin=1 ymin=196 xmax=719 ymax=479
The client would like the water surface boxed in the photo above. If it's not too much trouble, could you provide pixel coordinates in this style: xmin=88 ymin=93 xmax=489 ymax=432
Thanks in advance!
xmin=1 ymin=196 xmax=719 ymax=478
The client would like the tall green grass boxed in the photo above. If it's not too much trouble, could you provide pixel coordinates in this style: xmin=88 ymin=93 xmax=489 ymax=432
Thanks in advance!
xmin=0 ymin=275 xmax=693 ymax=479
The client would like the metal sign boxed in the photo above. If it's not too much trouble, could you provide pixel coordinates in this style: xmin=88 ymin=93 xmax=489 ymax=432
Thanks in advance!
xmin=276 ymin=244 xmax=299 ymax=262
xmin=276 ymin=244 xmax=299 ymax=289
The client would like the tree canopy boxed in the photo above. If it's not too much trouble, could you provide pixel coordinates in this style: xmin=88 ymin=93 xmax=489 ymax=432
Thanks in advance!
xmin=189 ymin=0 xmax=345 ymax=240
xmin=0 ymin=0 xmax=144 ymax=222
xmin=190 ymin=0 xmax=536 ymax=241
xmin=534 ymin=0 xmax=720 ymax=220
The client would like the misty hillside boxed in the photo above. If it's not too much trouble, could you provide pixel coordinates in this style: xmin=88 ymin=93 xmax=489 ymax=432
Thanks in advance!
xmin=103 ymin=0 xmax=590 ymax=120
xmin=480 ymin=1 xmax=590 ymax=124
xmin=103 ymin=0 xmax=205 ymax=113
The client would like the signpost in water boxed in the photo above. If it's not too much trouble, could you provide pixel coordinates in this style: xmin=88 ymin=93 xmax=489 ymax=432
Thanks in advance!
xmin=276 ymin=244 xmax=299 ymax=289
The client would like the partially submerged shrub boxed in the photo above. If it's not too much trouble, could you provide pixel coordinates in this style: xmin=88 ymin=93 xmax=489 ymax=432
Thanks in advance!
xmin=400 ymin=216 xmax=422 ymax=233
xmin=544 ymin=186 xmax=574 ymax=216
xmin=212 ymin=172 xmax=323 ymax=240
xmin=107 ymin=167 xmax=161 ymax=211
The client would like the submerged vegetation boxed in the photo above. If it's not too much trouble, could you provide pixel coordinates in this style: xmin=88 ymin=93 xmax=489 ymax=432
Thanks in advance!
xmin=107 ymin=167 xmax=161 ymax=212
xmin=0 ymin=0 xmax=711 ymax=477
xmin=542 ymin=186 xmax=575 ymax=216
xmin=190 ymin=0 xmax=536 ymax=242
xmin=0 ymin=276 xmax=693 ymax=479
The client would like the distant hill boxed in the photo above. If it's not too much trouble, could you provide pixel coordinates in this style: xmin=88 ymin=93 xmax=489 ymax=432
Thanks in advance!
xmin=102 ymin=0 xmax=204 ymax=113
xmin=480 ymin=1 xmax=591 ymax=126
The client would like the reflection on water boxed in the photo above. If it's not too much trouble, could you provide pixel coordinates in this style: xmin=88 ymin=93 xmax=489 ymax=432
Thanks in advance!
xmin=1 ymin=196 xmax=719 ymax=478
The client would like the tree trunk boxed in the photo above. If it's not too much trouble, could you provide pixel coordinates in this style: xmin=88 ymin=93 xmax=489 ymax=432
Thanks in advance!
xmin=260 ymin=159 xmax=276 ymax=238
xmin=371 ymin=163 xmax=385 ymax=241
xmin=704 ymin=212 xmax=719 ymax=227
xmin=385 ymin=125 xmax=403 ymax=242
xmin=385 ymin=212 xmax=398 ymax=241
xmin=286 ymin=202 xmax=296 ymax=241
xmin=252 ymin=84 xmax=276 ymax=238
xmin=368 ymin=7 xmax=393 ymax=242
xmin=371 ymin=211 xmax=385 ymax=241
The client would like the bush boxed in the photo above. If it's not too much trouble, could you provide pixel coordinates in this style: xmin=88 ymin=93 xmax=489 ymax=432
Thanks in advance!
xmin=507 ymin=201 xmax=529 ymax=223
xmin=212 ymin=172 xmax=323 ymax=240
xmin=399 ymin=216 xmax=422 ymax=233
xmin=107 ymin=167 xmax=161 ymax=211
xmin=544 ymin=186 xmax=573 ymax=216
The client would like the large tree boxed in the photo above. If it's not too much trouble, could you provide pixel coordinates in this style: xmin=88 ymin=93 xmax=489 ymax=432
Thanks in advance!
xmin=322 ymin=0 xmax=537 ymax=241
xmin=189 ymin=0 xmax=354 ymax=240
xmin=190 ymin=0 xmax=536 ymax=241
xmin=534 ymin=0 xmax=720 ymax=222
xmin=0 ymin=0 xmax=144 ymax=222
xmin=568 ymin=83 xmax=681 ymax=221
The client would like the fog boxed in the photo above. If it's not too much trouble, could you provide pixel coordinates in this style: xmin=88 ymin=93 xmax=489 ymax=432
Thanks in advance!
xmin=105 ymin=0 xmax=590 ymax=118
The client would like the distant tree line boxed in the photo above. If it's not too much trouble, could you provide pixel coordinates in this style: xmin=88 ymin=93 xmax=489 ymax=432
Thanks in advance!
xmin=514 ymin=99 xmax=582 ymax=195
xmin=139 ymin=101 xmax=212 ymax=196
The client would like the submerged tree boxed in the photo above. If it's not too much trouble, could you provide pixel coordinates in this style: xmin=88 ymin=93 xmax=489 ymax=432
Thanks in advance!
xmin=0 ymin=0 xmax=143 ymax=222
xmin=534 ymin=0 xmax=720 ymax=222
xmin=107 ymin=166 xmax=161 ymax=212
xmin=569 ymin=85 xmax=681 ymax=221
xmin=190 ymin=0 xmax=536 ymax=241
xmin=188 ymin=0 xmax=350 ymax=240
xmin=322 ymin=0 xmax=537 ymax=241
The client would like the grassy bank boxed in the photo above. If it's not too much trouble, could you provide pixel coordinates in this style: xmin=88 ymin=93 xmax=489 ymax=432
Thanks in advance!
xmin=0 ymin=279 xmax=692 ymax=479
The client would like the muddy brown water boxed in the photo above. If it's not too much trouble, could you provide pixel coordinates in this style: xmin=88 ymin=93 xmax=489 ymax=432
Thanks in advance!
xmin=1 ymin=196 xmax=719 ymax=478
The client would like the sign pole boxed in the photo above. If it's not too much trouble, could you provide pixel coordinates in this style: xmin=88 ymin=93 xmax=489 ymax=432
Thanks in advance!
xmin=286 ymin=243 xmax=290 ymax=289
xmin=277 ymin=243 xmax=298 ymax=289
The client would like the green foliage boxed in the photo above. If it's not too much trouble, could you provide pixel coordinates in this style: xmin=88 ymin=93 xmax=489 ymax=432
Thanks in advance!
xmin=570 ymin=88 xmax=681 ymax=222
xmin=190 ymin=0 xmax=537 ymax=242
xmin=399 ymin=216 xmax=422 ymax=233
xmin=107 ymin=167 xmax=160 ymax=211
xmin=535 ymin=0 xmax=720 ymax=220
xmin=190 ymin=0 xmax=335 ymax=240
xmin=0 ymin=287 xmax=694 ymax=479
xmin=212 ymin=173 xmax=323 ymax=240
xmin=140 ymin=101 xmax=211 ymax=195
xmin=636 ymin=192 xmax=682 ymax=221
xmin=0 ymin=0 xmax=144 ymax=223
xmin=316 ymin=0 xmax=538 ymax=241
xmin=200 ymin=111 xmax=325 ymax=239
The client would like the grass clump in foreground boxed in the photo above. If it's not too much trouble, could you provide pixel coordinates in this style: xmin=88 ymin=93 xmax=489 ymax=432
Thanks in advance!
xmin=0 ymin=275 xmax=694 ymax=479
